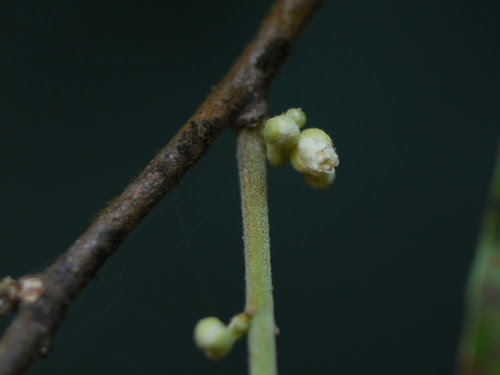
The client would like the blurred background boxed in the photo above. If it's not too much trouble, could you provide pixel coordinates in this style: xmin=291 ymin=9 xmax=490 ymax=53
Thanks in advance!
xmin=1 ymin=0 xmax=499 ymax=374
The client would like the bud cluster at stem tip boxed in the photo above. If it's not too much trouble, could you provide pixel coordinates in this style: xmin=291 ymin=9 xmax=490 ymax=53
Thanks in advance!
xmin=261 ymin=108 xmax=339 ymax=189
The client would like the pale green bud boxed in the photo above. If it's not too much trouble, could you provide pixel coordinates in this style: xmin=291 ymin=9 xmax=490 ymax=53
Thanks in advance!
xmin=285 ymin=108 xmax=307 ymax=128
xmin=194 ymin=313 xmax=251 ymax=361
xmin=300 ymin=128 xmax=333 ymax=146
xmin=194 ymin=317 xmax=233 ymax=361
xmin=303 ymin=170 xmax=336 ymax=190
xmin=266 ymin=143 xmax=288 ymax=167
xmin=290 ymin=128 xmax=339 ymax=177
xmin=263 ymin=115 xmax=300 ymax=150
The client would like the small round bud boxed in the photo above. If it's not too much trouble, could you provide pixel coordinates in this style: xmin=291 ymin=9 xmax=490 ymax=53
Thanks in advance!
xmin=263 ymin=115 xmax=300 ymax=150
xmin=285 ymin=108 xmax=307 ymax=128
xmin=303 ymin=170 xmax=336 ymax=190
xmin=300 ymin=128 xmax=333 ymax=147
xmin=194 ymin=317 xmax=233 ymax=361
xmin=290 ymin=128 xmax=339 ymax=177
xmin=266 ymin=143 xmax=288 ymax=167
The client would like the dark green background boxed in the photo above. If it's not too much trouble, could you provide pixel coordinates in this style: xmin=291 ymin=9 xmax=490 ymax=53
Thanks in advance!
xmin=1 ymin=0 xmax=499 ymax=374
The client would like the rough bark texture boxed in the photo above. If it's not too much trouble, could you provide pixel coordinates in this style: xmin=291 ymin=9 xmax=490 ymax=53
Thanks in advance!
xmin=0 ymin=0 xmax=323 ymax=374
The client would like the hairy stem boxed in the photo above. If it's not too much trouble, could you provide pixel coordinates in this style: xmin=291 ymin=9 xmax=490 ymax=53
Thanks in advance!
xmin=237 ymin=127 xmax=277 ymax=375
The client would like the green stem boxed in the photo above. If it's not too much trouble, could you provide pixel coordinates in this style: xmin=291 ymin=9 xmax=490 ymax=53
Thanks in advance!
xmin=458 ymin=145 xmax=500 ymax=375
xmin=237 ymin=127 xmax=277 ymax=375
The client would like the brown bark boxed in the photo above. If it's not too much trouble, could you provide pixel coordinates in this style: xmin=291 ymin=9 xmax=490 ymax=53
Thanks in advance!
xmin=0 ymin=1 xmax=324 ymax=373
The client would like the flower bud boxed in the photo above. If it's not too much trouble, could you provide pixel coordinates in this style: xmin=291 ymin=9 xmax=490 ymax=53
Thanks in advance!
xmin=266 ymin=143 xmax=288 ymax=167
xmin=263 ymin=115 xmax=300 ymax=150
xmin=290 ymin=128 xmax=339 ymax=177
xmin=285 ymin=108 xmax=307 ymax=128
xmin=300 ymin=128 xmax=333 ymax=146
xmin=303 ymin=170 xmax=336 ymax=190
xmin=194 ymin=317 xmax=233 ymax=361
xmin=194 ymin=313 xmax=251 ymax=361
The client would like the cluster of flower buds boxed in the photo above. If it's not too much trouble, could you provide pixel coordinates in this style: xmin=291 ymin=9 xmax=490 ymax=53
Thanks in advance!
xmin=262 ymin=108 xmax=339 ymax=189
